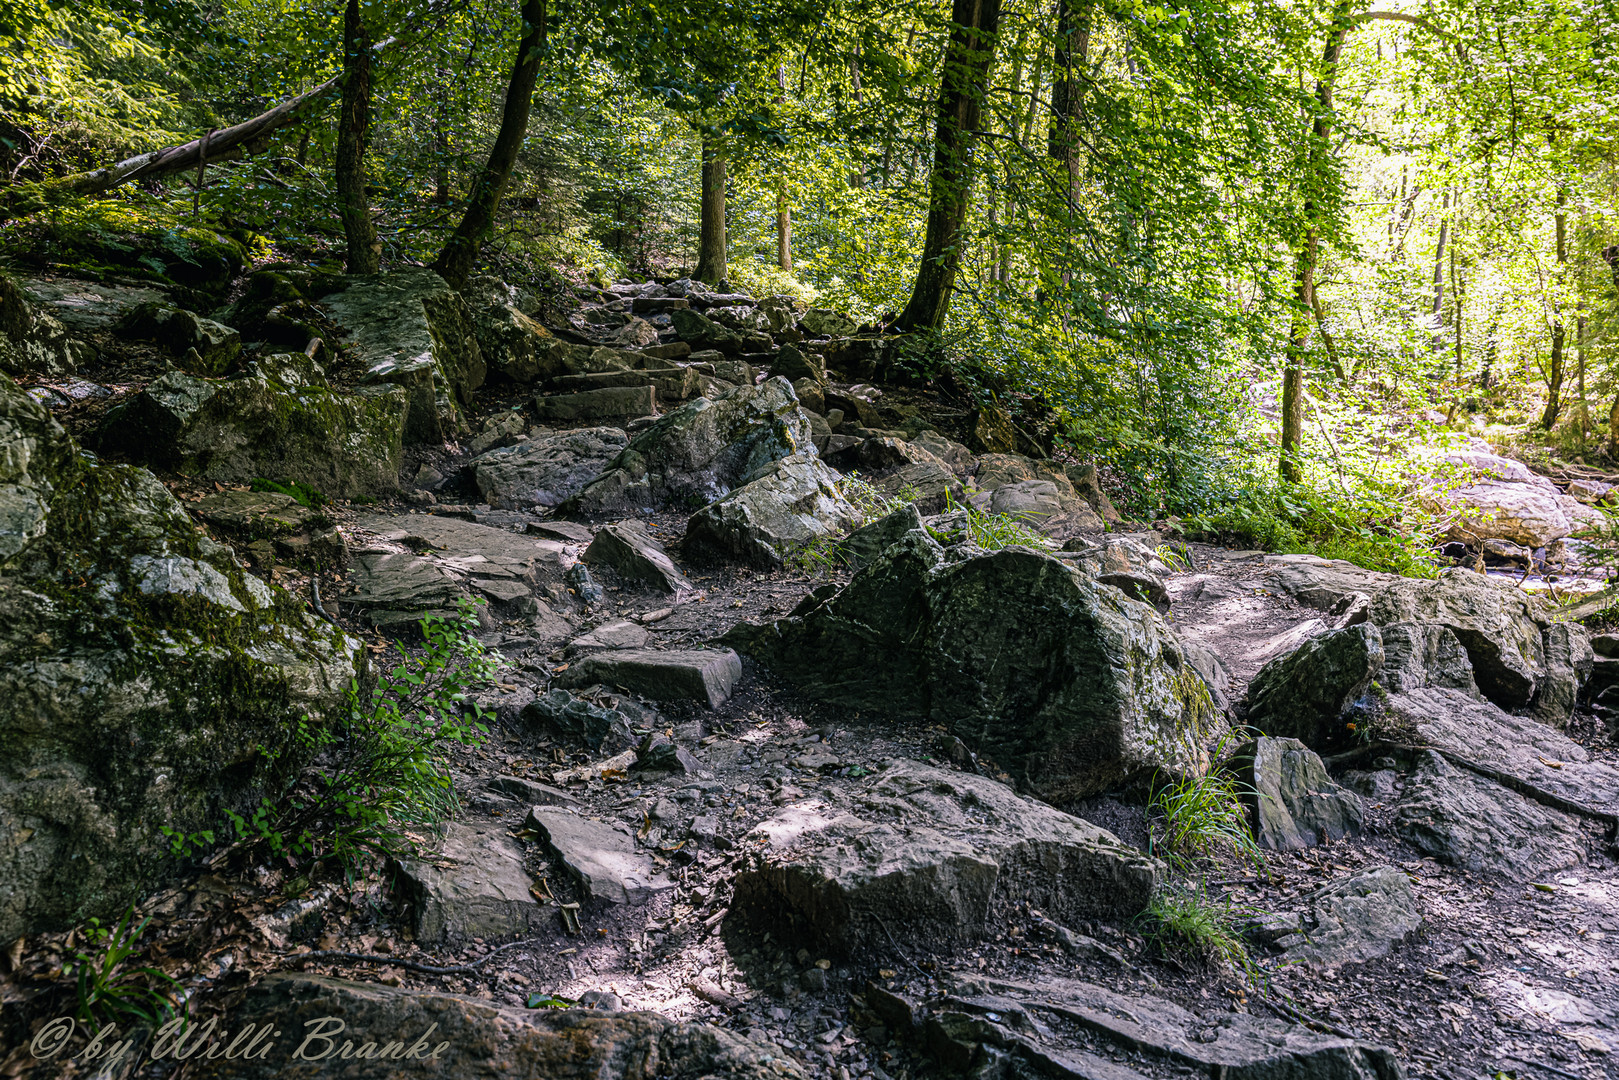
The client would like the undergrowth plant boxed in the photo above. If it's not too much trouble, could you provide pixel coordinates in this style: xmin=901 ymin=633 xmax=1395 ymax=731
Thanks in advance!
xmin=67 ymin=905 xmax=179 ymax=1027
xmin=929 ymin=490 xmax=1048 ymax=550
xmin=1146 ymin=731 xmax=1265 ymax=874
xmin=1138 ymin=882 xmax=1260 ymax=981
xmin=176 ymin=598 xmax=501 ymax=865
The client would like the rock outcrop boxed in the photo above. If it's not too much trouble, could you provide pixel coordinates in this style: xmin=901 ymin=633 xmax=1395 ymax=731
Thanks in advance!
xmin=560 ymin=378 xmax=815 ymax=518
xmin=727 ymin=759 xmax=1160 ymax=955
xmin=98 ymin=355 xmax=408 ymax=499
xmin=1419 ymin=448 xmax=1604 ymax=548
xmin=0 ymin=377 xmax=362 ymax=940
xmin=734 ymin=526 xmax=1223 ymax=801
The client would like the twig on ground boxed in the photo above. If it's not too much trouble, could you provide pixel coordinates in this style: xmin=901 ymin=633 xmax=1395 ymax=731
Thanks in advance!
xmin=284 ymin=937 xmax=536 ymax=975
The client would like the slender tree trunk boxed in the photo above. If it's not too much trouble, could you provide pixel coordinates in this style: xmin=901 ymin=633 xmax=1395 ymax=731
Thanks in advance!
xmin=1576 ymin=315 xmax=1589 ymax=449
xmin=849 ymin=51 xmax=866 ymax=190
xmin=775 ymin=65 xmax=792 ymax=272
xmin=1431 ymin=189 xmax=1449 ymax=317
xmin=1280 ymin=0 xmax=1356 ymax=483
xmin=433 ymin=81 xmax=450 ymax=203
xmin=336 ymin=0 xmax=379 ymax=274
xmin=694 ymin=133 xmax=728 ymax=285
xmin=432 ymin=0 xmax=547 ymax=289
xmin=1049 ymin=0 xmax=1093 ymax=301
xmin=1541 ymin=189 xmax=1568 ymax=428
xmin=895 ymin=0 xmax=1003 ymax=333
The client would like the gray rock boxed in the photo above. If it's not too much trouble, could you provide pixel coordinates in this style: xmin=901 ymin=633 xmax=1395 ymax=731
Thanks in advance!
xmin=0 ymin=274 xmax=90 ymax=377
xmin=842 ymin=503 xmax=924 ymax=570
xmin=1245 ymin=623 xmax=1383 ymax=748
xmin=1394 ymin=750 xmax=1585 ymax=879
xmin=1096 ymin=571 xmax=1169 ymax=611
xmin=520 ymin=689 xmax=635 ymax=751
xmin=873 ymin=460 xmax=964 ymax=514
xmin=321 ymin=268 xmax=485 ymax=443
xmin=771 ymin=344 xmax=825 ymax=383
xmin=727 ymin=759 xmax=1160 ymax=956
xmin=570 ymin=619 xmax=650 ymax=651
xmin=1383 ymin=685 xmax=1619 ymax=818
xmin=1379 ymin=622 xmax=1479 ymax=696
xmin=393 ymin=821 xmax=549 ymax=942
xmin=671 ymin=307 xmax=745 ymax=353
xmin=987 ymin=479 xmax=1066 ymax=523
xmin=1228 ymin=737 xmax=1363 ymax=850
xmin=801 ymin=308 xmax=859 ymax=337
xmin=1256 ymin=865 xmax=1422 ymax=969
xmin=534 ymin=385 xmax=658 ymax=422
xmin=343 ymin=551 xmax=467 ymax=631
xmin=1180 ymin=640 xmax=1235 ymax=715
xmin=99 ymin=365 xmax=408 ymax=499
xmin=117 ymin=301 xmax=242 ymax=374
xmin=472 ymin=302 xmax=565 ymax=384
xmin=192 ymin=973 xmax=801 ymax=1080
xmin=191 ymin=489 xmax=327 ymax=537
xmin=584 ymin=519 xmax=692 ymax=593
xmin=555 ymin=648 xmax=743 ymax=709
xmin=526 ymin=807 xmax=675 ymax=905
xmin=485 ymin=775 xmax=579 ymax=807
xmin=926 ymin=972 xmax=1401 ymax=1079
xmin=1532 ymin=621 xmax=1593 ymax=729
xmin=683 ymin=454 xmax=861 ymax=568
xmin=560 ymin=378 xmax=815 ymax=518
xmin=735 ymin=532 xmax=1222 ymax=801
xmin=910 ymin=431 xmax=974 ymax=475
xmin=0 ymin=378 xmax=362 ymax=940
xmin=635 ymin=733 xmax=704 ymax=774
xmin=1064 ymin=463 xmax=1122 ymax=523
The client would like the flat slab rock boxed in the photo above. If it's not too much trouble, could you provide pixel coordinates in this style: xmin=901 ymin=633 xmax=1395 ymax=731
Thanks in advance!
xmin=392 ymin=821 xmax=548 ymax=943
xmin=727 ymin=758 xmax=1160 ymax=956
xmin=526 ymin=806 xmax=674 ymax=905
xmin=191 ymin=974 xmax=802 ymax=1080
xmin=924 ymin=971 xmax=1402 ymax=1080
xmin=1253 ymin=865 xmax=1422 ymax=970
xmin=555 ymin=648 xmax=742 ymax=709
xmin=1393 ymin=749 xmax=1585 ymax=880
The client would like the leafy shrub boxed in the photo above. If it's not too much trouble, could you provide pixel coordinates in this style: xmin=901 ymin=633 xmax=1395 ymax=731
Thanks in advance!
xmin=250 ymin=476 xmax=328 ymax=507
xmin=199 ymin=598 xmax=499 ymax=864
xmin=927 ymin=490 xmax=1048 ymax=551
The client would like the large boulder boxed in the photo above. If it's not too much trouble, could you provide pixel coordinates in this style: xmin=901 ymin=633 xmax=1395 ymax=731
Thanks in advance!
xmin=471 ymin=428 xmax=629 ymax=509
xmin=670 ymin=307 xmax=745 ymax=353
xmin=190 ymin=974 xmax=802 ymax=1080
xmin=1252 ymin=866 xmax=1422 ymax=970
xmin=320 ymin=268 xmax=486 ymax=443
xmin=473 ymin=302 xmax=566 ymax=384
xmin=0 ymin=378 xmax=362 ymax=940
xmin=116 ymin=301 xmax=241 ymax=375
xmin=1419 ymin=449 xmax=1603 ymax=548
xmin=98 ymin=359 xmax=407 ymax=499
xmin=682 ymin=454 xmax=861 ymax=568
xmin=559 ymin=378 xmax=816 ymax=518
xmin=727 ymin=759 xmax=1160 ymax=956
xmin=734 ymin=528 xmax=1223 ymax=801
xmin=0 ymin=273 xmax=90 ymax=377
xmin=1245 ymin=623 xmax=1383 ymax=747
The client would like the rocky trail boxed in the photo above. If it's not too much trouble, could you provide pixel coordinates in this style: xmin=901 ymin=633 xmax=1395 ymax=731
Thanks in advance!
xmin=3 ymin=269 xmax=1619 ymax=1079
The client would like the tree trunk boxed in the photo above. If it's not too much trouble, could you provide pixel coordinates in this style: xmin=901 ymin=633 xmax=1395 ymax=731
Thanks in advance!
xmin=1541 ymin=190 xmax=1568 ymax=428
xmin=1431 ymin=189 xmax=1449 ymax=317
xmin=1280 ymin=0 xmax=1356 ymax=483
xmin=335 ymin=0 xmax=379 ymax=275
xmin=776 ymin=186 xmax=792 ymax=271
xmin=432 ymin=0 xmax=547 ymax=289
xmin=1049 ymin=0 xmax=1093 ymax=302
xmin=433 ymin=82 xmax=450 ymax=203
xmin=1577 ymin=314 xmax=1589 ymax=450
xmin=849 ymin=51 xmax=866 ymax=189
xmin=895 ymin=0 xmax=1003 ymax=333
xmin=694 ymin=134 xmax=728 ymax=285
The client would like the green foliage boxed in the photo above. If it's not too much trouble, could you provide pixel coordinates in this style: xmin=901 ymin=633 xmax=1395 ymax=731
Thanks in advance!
xmin=219 ymin=598 xmax=500 ymax=864
xmin=157 ymin=825 xmax=216 ymax=860
xmin=526 ymin=992 xmax=576 ymax=1009
xmin=251 ymin=476 xmax=328 ymax=507
xmin=927 ymin=491 xmax=1048 ymax=551
xmin=66 ymin=906 xmax=179 ymax=1027
xmin=1147 ymin=731 xmax=1265 ymax=875
xmin=1138 ymin=883 xmax=1259 ymax=978
xmin=1184 ymin=473 xmax=1441 ymax=578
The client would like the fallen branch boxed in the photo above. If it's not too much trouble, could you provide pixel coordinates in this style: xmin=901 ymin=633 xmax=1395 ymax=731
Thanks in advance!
xmin=284 ymin=934 xmax=534 ymax=975
xmin=5 ymin=38 xmax=394 ymax=219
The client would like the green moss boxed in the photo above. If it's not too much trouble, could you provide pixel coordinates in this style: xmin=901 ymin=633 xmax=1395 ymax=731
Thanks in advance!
xmin=0 ymin=198 xmax=248 ymax=302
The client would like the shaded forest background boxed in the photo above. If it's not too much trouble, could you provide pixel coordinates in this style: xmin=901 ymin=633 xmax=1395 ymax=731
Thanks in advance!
xmin=3 ymin=0 xmax=1617 ymax=567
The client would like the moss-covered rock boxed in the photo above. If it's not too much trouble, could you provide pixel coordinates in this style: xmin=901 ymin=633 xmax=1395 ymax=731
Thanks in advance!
xmin=0 ymin=272 xmax=92 ymax=378
xmin=0 ymin=200 xmax=251 ymax=304
xmin=116 ymin=301 xmax=242 ymax=375
xmin=98 ymin=357 xmax=407 ymax=498
xmin=0 ymin=377 xmax=363 ymax=941
xmin=319 ymin=269 xmax=486 ymax=443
